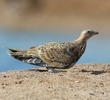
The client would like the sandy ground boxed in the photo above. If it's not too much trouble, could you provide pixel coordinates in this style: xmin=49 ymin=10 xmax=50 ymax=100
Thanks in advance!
xmin=0 ymin=64 xmax=110 ymax=100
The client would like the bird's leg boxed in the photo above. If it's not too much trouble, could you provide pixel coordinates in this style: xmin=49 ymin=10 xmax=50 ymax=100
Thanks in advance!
xmin=47 ymin=67 xmax=62 ymax=73
xmin=47 ymin=67 xmax=56 ymax=72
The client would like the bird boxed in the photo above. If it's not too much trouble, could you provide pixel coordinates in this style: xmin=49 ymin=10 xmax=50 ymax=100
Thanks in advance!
xmin=8 ymin=29 xmax=99 ymax=72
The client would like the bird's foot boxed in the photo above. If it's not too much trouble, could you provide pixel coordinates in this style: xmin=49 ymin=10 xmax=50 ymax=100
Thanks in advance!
xmin=47 ymin=67 xmax=62 ymax=73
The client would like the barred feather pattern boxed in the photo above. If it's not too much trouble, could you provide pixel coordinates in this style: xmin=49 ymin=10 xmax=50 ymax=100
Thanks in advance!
xmin=22 ymin=56 xmax=50 ymax=67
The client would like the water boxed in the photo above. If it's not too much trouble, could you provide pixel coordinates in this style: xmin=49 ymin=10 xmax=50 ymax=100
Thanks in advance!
xmin=0 ymin=29 xmax=109 ymax=72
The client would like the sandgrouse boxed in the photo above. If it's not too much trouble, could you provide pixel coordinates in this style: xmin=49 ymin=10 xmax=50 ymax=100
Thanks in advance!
xmin=8 ymin=29 xmax=99 ymax=72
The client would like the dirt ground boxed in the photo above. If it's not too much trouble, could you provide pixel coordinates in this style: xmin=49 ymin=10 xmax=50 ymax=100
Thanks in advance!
xmin=0 ymin=64 xmax=110 ymax=100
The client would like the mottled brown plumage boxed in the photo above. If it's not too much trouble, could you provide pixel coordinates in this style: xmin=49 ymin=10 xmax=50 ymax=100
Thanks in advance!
xmin=8 ymin=29 xmax=99 ymax=72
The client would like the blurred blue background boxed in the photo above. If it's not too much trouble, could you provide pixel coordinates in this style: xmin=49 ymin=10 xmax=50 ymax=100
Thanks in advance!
xmin=0 ymin=29 xmax=109 ymax=72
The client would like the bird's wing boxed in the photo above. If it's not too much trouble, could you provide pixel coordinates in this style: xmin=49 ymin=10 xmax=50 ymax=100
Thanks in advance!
xmin=38 ymin=42 xmax=82 ymax=67
xmin=27 ymin=46 xmax=39 ymax=56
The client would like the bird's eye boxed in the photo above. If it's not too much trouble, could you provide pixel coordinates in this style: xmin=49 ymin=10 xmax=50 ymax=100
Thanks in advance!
xmin=87 ymin=31 xmax=91 ymax=33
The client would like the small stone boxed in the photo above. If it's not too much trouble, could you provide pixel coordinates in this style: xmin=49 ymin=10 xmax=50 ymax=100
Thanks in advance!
xmin=70 ymin=88 xmax=73 ymax=91
xmin=75 ymin=81 xmax=80 ymax=83
xmin=99 ymin=82 xmax=104 ymax=87
xmin=5 ymin=83 xmax=8 ymax=86
xmin=1 ymin=83 xmax=4 ymax=85
xmin=2 ymin=86 xmax=5 ymax=89
xmin=15 ymin=80 xmax=23 ymax=84
xmin=3 ymin=75 xmax=7 ymax=78
xmin=89 ymin=93 xmax=95 ymax=95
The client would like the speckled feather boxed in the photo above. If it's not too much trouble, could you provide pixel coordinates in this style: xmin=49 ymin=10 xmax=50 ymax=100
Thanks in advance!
xmin=37 ymin=42 xmax=86 ymax=68
xmin=8 ymin=41 xmax=86 ymax=69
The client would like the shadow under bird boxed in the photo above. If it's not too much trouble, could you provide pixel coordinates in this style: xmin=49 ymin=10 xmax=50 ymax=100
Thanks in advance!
xmin=8 ymin=29 xmax=99 ymax=72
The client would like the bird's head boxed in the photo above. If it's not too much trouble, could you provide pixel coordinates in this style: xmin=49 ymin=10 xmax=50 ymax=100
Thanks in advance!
xmin=78 ymin=29 xmax=99 ymax=42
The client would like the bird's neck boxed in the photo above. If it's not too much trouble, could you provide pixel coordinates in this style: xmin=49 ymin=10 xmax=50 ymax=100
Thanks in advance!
xmin=75 ymin=36 xmax=87 ymax=44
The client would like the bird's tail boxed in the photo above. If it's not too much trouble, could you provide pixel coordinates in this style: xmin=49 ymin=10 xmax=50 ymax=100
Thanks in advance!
xmin=8 ymin=48 xmax=30 ymax=61
xmin=8 ymin=48 xmax=42 ymax=65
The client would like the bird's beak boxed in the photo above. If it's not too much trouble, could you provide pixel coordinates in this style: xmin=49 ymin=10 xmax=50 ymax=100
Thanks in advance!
xmin=95 ymin=32 xmax=99 ymax=35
